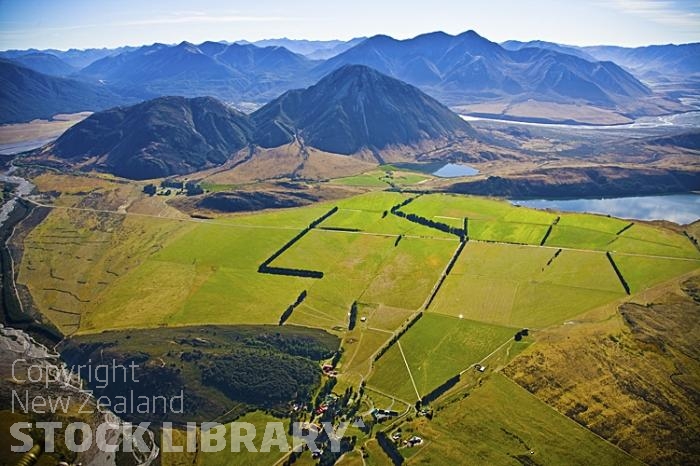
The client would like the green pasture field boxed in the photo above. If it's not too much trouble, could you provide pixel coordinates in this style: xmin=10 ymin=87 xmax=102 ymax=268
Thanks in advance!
xmin=335 ymin=191 xmax=410 ymax=212
xmin=430 ymin=242 xmax=625 ymax=327
xmin=18 ymin=208 xmax=191 ymax=334
xmin=611 ymin=224 xmax=700 ymax=258
xmin=318 ymin=208 xmax=455 ymax=238
xmin=369 ymin=313 xmax=514 ymax=401
xmin=362 ymin=304 xmax=416 ymax=332
xmin=217 ymin=204 xmax=336 ymax=228
xmin=540 ymin=249 xmax=625 ymax=293
xmin=612 ymin=253 xmax=700 ymax=293
xmin=330 ymin=169 xmax=429 ymax=188
xmin=331 ymin=173 xmax=391 ymax=187
xmin=272 ymin=231 xmax=455 ymax=328
xmin=544 ymin=224 xmax=618 ymax=250
xmin=340 ymin=327 xmax=391 ymax=381
xmin=469 ymin=219 xmax=549 ymax=244
xmin=556 ymin=212 xmax=630 ymax=234
xmin=405 ymin=194 xmax=556 ymax=224
xmin=359 ymin=237 xmax=457 ymax=310
xmin=367 ymin=343 xmax=419 ymax=402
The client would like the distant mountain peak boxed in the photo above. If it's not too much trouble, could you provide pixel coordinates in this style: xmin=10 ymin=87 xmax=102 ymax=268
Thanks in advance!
xmin=365 ymin=34 xmax=400 ymax=45
xmin=252 ymin=65 xmax=474 ymax=155
xmin=328 ymin=63 xmax=381 ymax=77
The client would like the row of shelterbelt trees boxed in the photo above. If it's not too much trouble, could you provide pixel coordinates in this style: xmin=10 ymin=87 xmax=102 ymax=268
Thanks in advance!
xmin=389 ymin=197 xmax=466 ymax=241
xmin=258 ymin=206 xmax=339 ymax=279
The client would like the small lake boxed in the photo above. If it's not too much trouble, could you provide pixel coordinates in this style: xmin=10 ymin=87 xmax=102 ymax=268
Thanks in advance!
xmin=511 ymin=194 xmax=700 ymax=224
xmin=432 ymin=163 xmax=479 ymax=178
xmin=392 ymin=162 xmax=479 ymax=178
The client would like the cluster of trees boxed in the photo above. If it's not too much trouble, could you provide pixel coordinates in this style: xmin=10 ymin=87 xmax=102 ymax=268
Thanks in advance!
xmin=201 ymin=347 xmax=320 ymax=407
xmin=376 ymin=431 xmax=405 ymax=465
xmin=540 ymin=216 xmax=561 ymax=245
xmin=142 ymin=184 xmax=157 ymax=195
xmin=142 ymin=180 xmax=203 ymax=196
xmin=161 ymin=179 xmax=184 ymax=189
xmin=374 ymin=313 xmax=423 ymax=362
xmin=258 ymin=206 xmax=339 ymax=278
xmin=314 ymin=377 xmax=337 ymax=408
xmin=261 ymin=266 xmax=324 ymax=278
xmin=479 ymin=238 xmax=528 ymax=246
xmin=279 ymin=290 xmax=307 ymax=325
xmin=348 ymin=301 xmax=358 ymax=330
xmin=422 ymin=374 xmax=460 ymax=405
xmin=514 ymin=328 xmax=529 ymax=341
xmin=243 ymin=333 xmax=336 ymax=360
xmin=185 ymin=181 xmax=204 ymax=196
xmin=606 ymin=252 xmax=631 ymax=295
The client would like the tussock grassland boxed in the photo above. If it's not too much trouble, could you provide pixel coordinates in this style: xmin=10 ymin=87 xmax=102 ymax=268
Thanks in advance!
xmin=504 ymin=275 xmax=700 ymax=465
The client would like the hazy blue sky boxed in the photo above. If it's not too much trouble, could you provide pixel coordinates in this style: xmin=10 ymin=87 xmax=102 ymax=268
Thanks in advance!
xmin=1 ymin=0 xmax=699 ymax=51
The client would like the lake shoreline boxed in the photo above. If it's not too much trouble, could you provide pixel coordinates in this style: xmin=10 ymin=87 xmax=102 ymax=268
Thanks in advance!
xmin=510 ymin=193 xmax=700 ymax=225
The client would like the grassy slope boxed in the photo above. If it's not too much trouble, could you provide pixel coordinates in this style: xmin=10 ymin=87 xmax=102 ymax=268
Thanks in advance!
xmin=402 ymin=374 xmax=642 ymax=466
xmin=199 ymin=411 xmax=292 ymax=466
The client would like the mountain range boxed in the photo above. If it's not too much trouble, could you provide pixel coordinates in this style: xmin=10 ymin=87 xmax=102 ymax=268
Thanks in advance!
xmin=76 ymin=41 xmax=318 ymax=103
xmin=242 ymin=37 xmax=367 ymax=60
xmin=1 ymin=30 xmax=697 ymax=124
xmin=317 ymin=31 xmax=652 ymax=108
xmin=37 ymin=65 xmax=474 ymax=179
xmin=502 ymin=40 xmax=700 ymax=79
xmin=0 ymin=59 xmax=131 ymax=124
xmin=582 ymin=43 xmax=700 ymax=78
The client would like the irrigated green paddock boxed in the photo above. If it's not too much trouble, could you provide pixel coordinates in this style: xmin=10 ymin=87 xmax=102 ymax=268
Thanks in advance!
xmin=469 ymin=219 xmax=550 ymax=245
xmin=430 ymin=242 xmax=626 ymax=327
xmin=360 ymin=237 xmax=457 ymax=310
xmin=612 ymin=254 xmax=700 ymax=293
xmin=318 ymin=207 xmax=454 ymax=238
xmin=369 ymin=313 xmax=514 ymax=401
xmin=544 ymin=225 xmax=618 ymax=250
xmin=367 ymin=343 xmax=419 ymax=402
